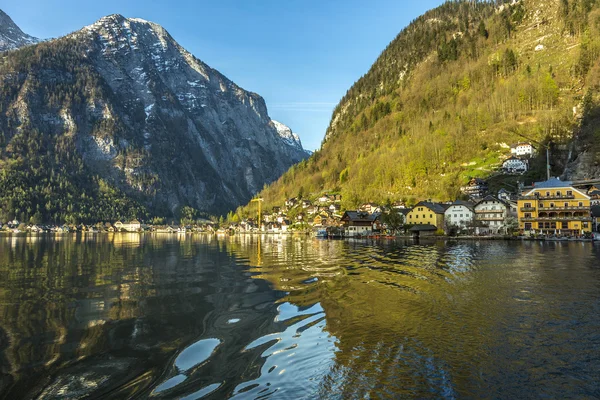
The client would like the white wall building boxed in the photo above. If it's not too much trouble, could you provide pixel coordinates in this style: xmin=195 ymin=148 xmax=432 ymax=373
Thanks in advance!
xmin=474 ymin=196 xmax=512 ymax=234
xmin=502 ymin=157 xmax=528 ymax=173
xmin=511 ymin=142 xmax=534 ymax=157
xmin=444 ymin=201 xmax=475 ymax=230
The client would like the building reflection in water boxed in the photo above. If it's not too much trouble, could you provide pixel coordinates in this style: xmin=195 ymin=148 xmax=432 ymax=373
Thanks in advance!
xmin=0 ymin=235 xmax=599 ymax=398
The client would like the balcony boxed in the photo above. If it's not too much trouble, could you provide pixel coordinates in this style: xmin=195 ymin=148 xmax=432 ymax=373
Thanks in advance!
xmin=475 ymin=209 xmax=505 ymax=214
xmin=520 ymin=194 xmax=575 ymax=200
xmin=520 ymin=207 xmax=536 ymax=212
xmin=521 ymin=216 xmax=592 ymax=222
xmin=477 ymin=217 xmax=505 ymax=221
xmin=538 ymin=206 xmax=589 ymax=212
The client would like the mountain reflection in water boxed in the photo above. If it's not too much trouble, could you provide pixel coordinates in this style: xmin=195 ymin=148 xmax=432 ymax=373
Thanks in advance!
xmin=0 ymin=234 xmax=599 ymax=399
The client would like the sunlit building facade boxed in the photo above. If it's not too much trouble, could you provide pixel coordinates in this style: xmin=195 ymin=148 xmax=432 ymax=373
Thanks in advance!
xmin=518 ymin=178 xmax=592 ymax=235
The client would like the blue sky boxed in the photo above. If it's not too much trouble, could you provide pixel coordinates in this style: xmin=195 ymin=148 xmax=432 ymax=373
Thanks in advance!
xmin=5 ymin=0 xmax=445 ymax=150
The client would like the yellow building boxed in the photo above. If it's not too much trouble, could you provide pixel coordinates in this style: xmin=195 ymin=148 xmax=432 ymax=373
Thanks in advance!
xmin=518 ymin=178 xmax=591 ymax=235
xmin=406 ymin=201 xmax=448 ymax=229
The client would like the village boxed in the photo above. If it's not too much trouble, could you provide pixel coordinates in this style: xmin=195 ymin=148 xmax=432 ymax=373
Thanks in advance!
xmin=1 ymin=142 xmax=599 ymax=240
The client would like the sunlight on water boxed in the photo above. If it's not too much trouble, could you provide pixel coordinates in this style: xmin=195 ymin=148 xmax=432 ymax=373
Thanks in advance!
xmin=0 ymin=234 xmax=599 ymax=398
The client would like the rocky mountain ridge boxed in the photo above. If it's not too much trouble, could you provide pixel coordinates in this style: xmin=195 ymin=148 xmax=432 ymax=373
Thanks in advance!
xmin=0 ymin=9 xmax=38 ymax=51
xmin=0 ymin=11 xmax=309 ymax=221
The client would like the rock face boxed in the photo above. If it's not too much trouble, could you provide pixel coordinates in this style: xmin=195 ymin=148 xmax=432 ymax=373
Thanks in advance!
xmin=271 ymin=120 xmax=308 ymax=153
xmin=0 ymin=13 xmax=309 ymax=215
xmin=0 ymin=9 xmax=38 ymax=51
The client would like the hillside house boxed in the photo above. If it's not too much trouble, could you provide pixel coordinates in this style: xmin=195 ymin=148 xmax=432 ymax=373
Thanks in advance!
xmin=502 ymin=157 xmax=528 ymax=174
xmin=285 ymin=198 xmax=298 ymax=207
xmin=461 ymin=178 xmax=488 ymax=199
xmin=318 ymin=195 xmax=333 ymax=204
xmin=588 ymin=186 xmax=600 ymax=206
xmin=359 ymin=203 xmax=382 ymax=214
xmin=511 ymin=142 xmax=535 ymax=157
xmin=498 ymin=188 xmax=514 ymax=202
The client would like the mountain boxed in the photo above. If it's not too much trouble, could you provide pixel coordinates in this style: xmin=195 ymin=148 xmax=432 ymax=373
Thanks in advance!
xmin=0 ymin=13 xmax=309 ymax=223
xmin=0 ymin=9 xmax=38 ymax=51
xmin=247 ymin=0 xmax=600 ymax=213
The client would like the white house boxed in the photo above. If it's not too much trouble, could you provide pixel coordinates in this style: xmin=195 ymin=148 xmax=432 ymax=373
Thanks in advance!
xmin=511 ymin=142 xmax=534 ymax=157
xmin=474 ymin=196 xmax=513 ymax=234
xmin=114 ymin=220 xmax=141 ymax=232
xmin=502 ymin=157 xmax=528 ymax=173
xmin=318 ymin=195 xmax=332 ymax=204
xmin=444 ymin=200 xmax=475 ymax=231
xmin=498 ymin=188 xmax=513 ymax=202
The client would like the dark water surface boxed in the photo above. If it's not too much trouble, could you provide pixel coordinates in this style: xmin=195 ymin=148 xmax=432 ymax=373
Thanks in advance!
xmin=0 ymin=234 xmax=599 ymax=399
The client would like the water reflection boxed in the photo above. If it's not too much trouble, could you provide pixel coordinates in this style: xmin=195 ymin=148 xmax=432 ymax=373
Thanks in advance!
xmin=0 ymin=235 xmax=599 ymax=398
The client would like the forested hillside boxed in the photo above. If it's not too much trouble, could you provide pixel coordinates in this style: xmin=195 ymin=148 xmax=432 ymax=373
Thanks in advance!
xmin=0 ymin=13 xmax=309 ymax=224
xmin=245 ymin=0 xmax=600 ymax=213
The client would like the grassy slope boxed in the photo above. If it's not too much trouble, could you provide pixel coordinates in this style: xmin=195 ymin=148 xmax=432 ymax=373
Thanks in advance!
xmin=240 ymin=0 xmax=599 ymax=216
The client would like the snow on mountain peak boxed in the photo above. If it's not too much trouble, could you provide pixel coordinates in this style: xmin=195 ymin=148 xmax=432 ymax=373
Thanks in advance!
xmin=0 ymin=9 xmax=39 ymax=51
xmin=272 ymin=120 xmax=309 ymax=153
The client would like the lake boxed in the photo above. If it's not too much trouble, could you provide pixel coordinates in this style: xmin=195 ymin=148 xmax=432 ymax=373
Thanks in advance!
xmin=0 ymin=234 xmax=599 ymax=399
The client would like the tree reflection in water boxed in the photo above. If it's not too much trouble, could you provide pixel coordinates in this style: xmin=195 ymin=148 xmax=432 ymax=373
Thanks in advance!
xmin=0 ymin=234 xmax=599 ymax=398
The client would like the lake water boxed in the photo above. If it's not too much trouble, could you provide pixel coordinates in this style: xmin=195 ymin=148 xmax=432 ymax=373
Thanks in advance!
xmin=0 ymin=234 xmax=599 ymax=399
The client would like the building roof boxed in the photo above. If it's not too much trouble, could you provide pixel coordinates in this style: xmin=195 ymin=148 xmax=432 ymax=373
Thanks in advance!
xmin=532 ymin=177 xmax=573 ymax=189
xmin=414 ymin=201 xmax=449 ymax=214
xmin=476 ymin=195 xmax=510 ymax=208
xmin=447 ymin=200 xmax=474 ymax=211
xmin=342 ymin=211 xmax=381 ymax=222
xmin=409 ymin=224 xmax=438 ymax=232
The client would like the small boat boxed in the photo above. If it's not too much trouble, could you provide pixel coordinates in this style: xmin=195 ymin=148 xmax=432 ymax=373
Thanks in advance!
xmin=314 ymin=229 xmax=328 ymax=238
xmin=592 ymin=232 xmax=600 ymax=242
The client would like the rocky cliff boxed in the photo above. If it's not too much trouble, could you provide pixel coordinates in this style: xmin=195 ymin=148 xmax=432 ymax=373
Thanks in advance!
xmin=0 ymin=11 xmax=309 ymax=220
xmin=0 ymin=9 xmax=38 ymax=51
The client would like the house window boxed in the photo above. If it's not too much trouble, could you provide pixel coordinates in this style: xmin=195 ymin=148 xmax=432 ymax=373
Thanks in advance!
xmin=550 ymin=203 xmax=555 ymax=208
xmin=562 ymin=222 xmax=568 ymax=229
xmin=525 ymin=223 xmax=532 ymax=230
xmin=540 ymin=203 xmax=544 ymax=208
xmin=524 ymin=203 xmax=531 ymax=208
xmin=557 ymin=191 xmax=561 ymax=197
xmin=567 ymin=191 xmax=573 ymax=196
xmin=430 ymin=214 xmax=433 ymax=218
xmin=564 ymin=203 xmax=569 ymax=208
xmin=579 ymin=202 xmax=583 ymax=207
xmin=524 ymin=213 xmax=531 ymax=218
xmin=550 ymin=222 xmax=557 ymax=229
xmin=546 ymin=192 xmax=550 ymax=197
xmin=584 ymin=222 xmax=589 ymax=228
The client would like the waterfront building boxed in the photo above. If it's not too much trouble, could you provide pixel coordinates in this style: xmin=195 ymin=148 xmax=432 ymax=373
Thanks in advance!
xmin=341 ymin=211 xmax=381 ymax=237
xmin=444 ymin=200 xmax=475 ymax=231
xmin=518 ymin=178 xmax=592 ymax=235
xmin=474 ymin=196 xmax=513 ymax=234
xmin=114 ymin=220 xmax=142 ymax=232
xmin=406 ymin=201 xmax=448 ymax=229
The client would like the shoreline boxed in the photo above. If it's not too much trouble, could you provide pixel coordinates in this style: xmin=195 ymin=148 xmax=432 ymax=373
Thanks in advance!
xmin=0 ymin=231 xmax=596 ymax=243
